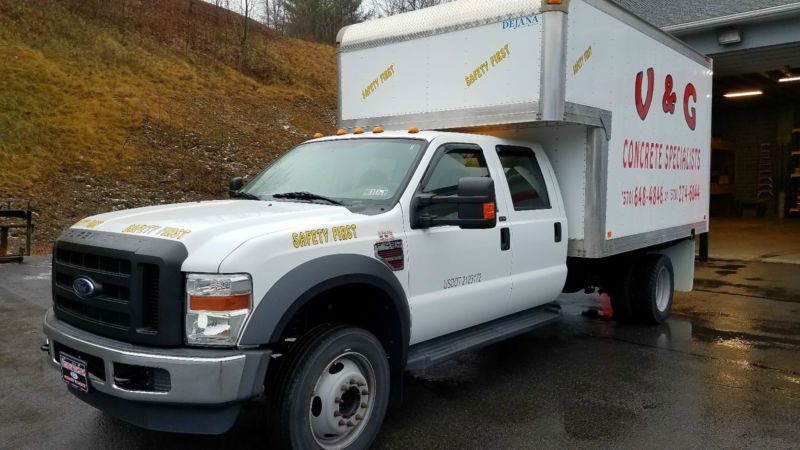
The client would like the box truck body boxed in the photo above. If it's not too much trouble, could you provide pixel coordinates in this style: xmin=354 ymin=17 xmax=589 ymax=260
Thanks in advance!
xmin=337 ymin=0 xmax=713 ymax=259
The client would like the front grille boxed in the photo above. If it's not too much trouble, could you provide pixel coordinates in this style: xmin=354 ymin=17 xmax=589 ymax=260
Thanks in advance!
xmin=56 ymin=248 xmax=131 ymax=275
xmin=141 ymin=264 xmax=160 ymax=330
xmin=54 ymin=294 xmax=131 ymax=329
xmin=52 ymin=230 xmax=187 ymax=346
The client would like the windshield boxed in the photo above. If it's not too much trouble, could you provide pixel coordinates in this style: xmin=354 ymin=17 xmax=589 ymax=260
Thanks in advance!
xmin=242 ymin=138 xmax=426 ymax=209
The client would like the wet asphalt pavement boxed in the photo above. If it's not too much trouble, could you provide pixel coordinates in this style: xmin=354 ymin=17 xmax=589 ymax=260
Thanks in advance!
xmin=1 ymin=257 xmax=798 ymax=449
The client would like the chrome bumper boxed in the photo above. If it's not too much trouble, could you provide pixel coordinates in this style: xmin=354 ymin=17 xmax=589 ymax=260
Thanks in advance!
xmin=43 ymin=309 xmax=271 ymax=405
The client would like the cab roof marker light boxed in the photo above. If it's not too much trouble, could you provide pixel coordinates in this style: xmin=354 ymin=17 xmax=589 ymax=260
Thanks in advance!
xmin=408 ymin=126 xmax=420 ymax=134
xmin=354 ymin=127 xmax=365 ymax=134
xmin=723 ymin=90 xmax=762 ymax=98
xmin=373 ymin=126 xmax=384 ymax=133
xmin=313 ymin=132 xmax=324 ymax=138
xmin=336 ymin=129 xmax=347 ymax=136
xmin=779 ymin=76 xmax=800 ymax=83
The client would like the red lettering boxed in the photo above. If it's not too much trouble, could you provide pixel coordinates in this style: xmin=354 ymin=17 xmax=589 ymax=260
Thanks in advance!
xmin=635 ymin=68 xmax=654 ymax=121
xmin=683 ymin=83 xmax=697 ymax=130
xmin=662 ymin=74 xmax=676 ymax=114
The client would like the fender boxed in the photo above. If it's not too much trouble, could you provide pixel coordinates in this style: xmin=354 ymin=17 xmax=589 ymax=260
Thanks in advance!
xmin=238 ymin=254 xmax=411 ymax=365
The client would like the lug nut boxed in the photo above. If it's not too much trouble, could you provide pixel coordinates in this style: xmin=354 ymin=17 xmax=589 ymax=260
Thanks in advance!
xmin=335 ymin=397 xmax=342 ymax=403
xmin=346 ymin=420 xmax=355 ymax=427
xmin=361 ymin=389 xmax=369 ymax=395
xmin=349 ymin=378 xmax=357 ymax=384
xmin=361 ymin=402 xmax=368 ymax=408
xmin=341 ymin=384 xmax=348 ymax=391
xmin=334 ymin=411 xmax=342 ymax=417
xmin=355 ymin=414 xmax=364 ymax=421
xmin=357 ymin=380 xmax=366 ymax=387
xmin=339 ymin=419 xmax=346 ymax=426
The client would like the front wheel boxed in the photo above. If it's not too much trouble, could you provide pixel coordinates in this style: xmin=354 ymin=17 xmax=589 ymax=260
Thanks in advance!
xmin=269 ymin=325 xmax=390 ymax=450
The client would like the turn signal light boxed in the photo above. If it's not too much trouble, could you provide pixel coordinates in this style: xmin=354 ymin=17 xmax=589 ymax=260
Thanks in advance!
xmin=408 ymin=126 xmax=420 ymax=134
xmin=354 ymin=127 xmax=365 ymax=134
xmin=373 ymin=126 xmax=384 ymax=133
xmin=189 ymin=293 xmax=250 ymax=312
xmin=483 ymin=202 xmax=496 ymax=220
xmin=336 ymin=129 xmax=347 ymax=136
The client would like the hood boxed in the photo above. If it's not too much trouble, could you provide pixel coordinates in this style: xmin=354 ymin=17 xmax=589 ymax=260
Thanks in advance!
xmin=69 ymin=200 xmax=354 ymax=271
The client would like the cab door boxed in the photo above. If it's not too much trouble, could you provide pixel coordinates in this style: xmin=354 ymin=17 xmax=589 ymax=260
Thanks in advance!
xmin=404 ymin=142 xmax=512 ymax=344
xmin=494 ymin=144 xmax=568 ymax=314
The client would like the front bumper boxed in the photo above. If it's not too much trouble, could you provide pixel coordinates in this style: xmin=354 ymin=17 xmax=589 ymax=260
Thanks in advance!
xmin=43 ymin=309 xmax=271 ymax=434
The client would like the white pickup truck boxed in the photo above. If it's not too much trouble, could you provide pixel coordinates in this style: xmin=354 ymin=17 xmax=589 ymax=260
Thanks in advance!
xmin=43 ymin=0 xmax=711 ymax=448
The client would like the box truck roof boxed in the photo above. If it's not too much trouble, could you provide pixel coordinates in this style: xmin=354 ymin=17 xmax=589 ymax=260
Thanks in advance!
xmin=337 ymin=0 xmax=545 ymax=50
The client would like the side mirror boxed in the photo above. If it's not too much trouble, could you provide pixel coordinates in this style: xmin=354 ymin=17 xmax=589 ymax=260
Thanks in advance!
xmin=229 ymin=177 xmax=245 ymax=197
xmin=412 ymin=177 xmax=497 ymax=229
xmin=456 ymin=177 xmax=497 ymax=229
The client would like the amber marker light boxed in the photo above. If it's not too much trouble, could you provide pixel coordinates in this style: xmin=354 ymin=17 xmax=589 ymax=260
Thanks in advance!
xmin=313 ymin=133 xmax=324 ymax=138
xmin=373 ymin=126 xmax=384 ymax=133
xmin=354 ymin=127 xmax=365 ymax=134
xmin=336 ymin=129 xmax=347 ymax=136
xmin=483 ymin=202 xmax=496 ymax=220
xmin=189 ymin=293 xmax=250 ymax=312
xmin=408 ymin=126 xmax=420 ymax=134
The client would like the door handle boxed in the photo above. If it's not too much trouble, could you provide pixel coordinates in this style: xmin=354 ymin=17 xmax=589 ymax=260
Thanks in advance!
xmin=554 ymin=222 xmax=562 ymax=243
xmin=501 ymin=227 xmax=510 ymax=251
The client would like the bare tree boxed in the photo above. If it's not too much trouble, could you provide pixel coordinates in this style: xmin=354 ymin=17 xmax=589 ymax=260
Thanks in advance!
xmin=284 ymin=0 xmax=367 ymax=43
xmin=239 ymin=0 xmax=260 ymax=50
xmin=264 ymin=0 xmax=288 ymax=32
xmin=375 ymin=0 xmax=443 ymax=16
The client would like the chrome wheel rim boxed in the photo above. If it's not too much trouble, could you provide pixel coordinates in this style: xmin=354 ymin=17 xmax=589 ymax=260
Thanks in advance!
xmin=655 ymin=265 xmax=671 ymax=312
xmin=309 ymin=352 xmax=376 ymax=449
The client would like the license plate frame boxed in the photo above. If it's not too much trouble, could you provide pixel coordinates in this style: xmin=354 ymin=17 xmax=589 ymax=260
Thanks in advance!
xmin=59 ymin=352 xmax=89 ymax=392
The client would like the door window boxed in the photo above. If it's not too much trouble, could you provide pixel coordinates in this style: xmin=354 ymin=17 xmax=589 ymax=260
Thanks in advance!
xmin=421 ymin=148 xmax=490 ymax=219
xmin=496 ymin=146 xmax=551 ymax=211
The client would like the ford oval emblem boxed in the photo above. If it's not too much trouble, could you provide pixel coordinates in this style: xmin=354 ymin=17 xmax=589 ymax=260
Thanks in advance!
xmin=72 ymin=277 xmax=96 ymax=298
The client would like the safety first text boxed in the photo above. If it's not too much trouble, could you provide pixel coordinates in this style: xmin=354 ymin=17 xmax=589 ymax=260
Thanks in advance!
xmin=293 ymin=224 xmax=358 ymax=248
xmin=362 ymin=65 xmax=395 ymax=100
xmin=465 ymin=44 xmax=510 ymax=87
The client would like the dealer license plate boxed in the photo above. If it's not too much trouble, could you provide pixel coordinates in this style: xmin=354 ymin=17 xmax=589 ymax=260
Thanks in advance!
xmin=59 ymin=353 xmax=89 ymax=392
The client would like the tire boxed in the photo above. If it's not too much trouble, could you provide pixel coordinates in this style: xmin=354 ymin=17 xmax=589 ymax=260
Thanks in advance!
xmin=609 ymin=259 xmax=636 ymax=321
xmin=632 ymin=254 xmax=674 ymax=324
xmin=268 ymin=325 xmax=390 ymax=450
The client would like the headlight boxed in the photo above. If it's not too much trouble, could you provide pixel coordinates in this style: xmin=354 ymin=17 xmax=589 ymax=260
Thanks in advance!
xmin=185 ymin=273 xmax=252 ymax=347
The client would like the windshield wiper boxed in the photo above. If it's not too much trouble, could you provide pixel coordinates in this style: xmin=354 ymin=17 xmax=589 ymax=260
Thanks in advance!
xmin=272 ymin=192 xmax=344 ymax=206
xmin=230 ymin=190 xmax=262 ymax=200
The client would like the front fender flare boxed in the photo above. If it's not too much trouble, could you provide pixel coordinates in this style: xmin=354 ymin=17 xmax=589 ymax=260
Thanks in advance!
xmin=239 ymin=254 xmax=410 ymax=364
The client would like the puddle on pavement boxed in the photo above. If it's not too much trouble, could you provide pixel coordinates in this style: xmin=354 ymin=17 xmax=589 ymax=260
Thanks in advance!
xmin=693 ymin=278 xmax=795 ymax=303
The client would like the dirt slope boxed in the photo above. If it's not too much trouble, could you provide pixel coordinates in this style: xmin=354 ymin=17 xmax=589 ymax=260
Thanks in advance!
xmin=0 ymin=0 xmax=337 ymax=249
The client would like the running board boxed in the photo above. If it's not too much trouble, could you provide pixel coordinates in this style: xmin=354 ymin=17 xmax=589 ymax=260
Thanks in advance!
xmin=405 ymin=304 xmax=561 ymax=371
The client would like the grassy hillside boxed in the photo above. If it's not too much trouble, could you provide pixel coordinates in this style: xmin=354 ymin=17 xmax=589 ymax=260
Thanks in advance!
xmin=0 ymin=0 xmax=337 ymax=249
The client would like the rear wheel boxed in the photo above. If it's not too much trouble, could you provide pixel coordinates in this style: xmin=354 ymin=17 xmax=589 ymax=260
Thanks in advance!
xmin=632 ymin=254 xmax=674 ymax=324
xmin=269 ymin=325 xmax=390 ymax=450
xmin=609 ymin=259 xmax=635 ymax=321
